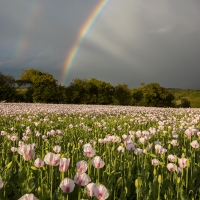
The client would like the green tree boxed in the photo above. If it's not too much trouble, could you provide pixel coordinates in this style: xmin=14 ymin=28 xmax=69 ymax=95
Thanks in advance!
xmin=0 ymin=72 xmax=16 ymax=102
xmin=32 ymin=73 xmax=59 ymax=103
xmin=87 ymin=79 xmax=99 ymax=104
xmin=65 ymin=78 xmax=115 ymax=105
xmin=87 ymin=78 xmax=115 ymax=104
xmin=18 ymin=68 xmax=60 ymax=103
xmin=177 ymin=98 xmax=191 ymax=108
xmin=97 ymin=81 xmax=115 ymax=104
xmin=114 ymin=83 xmax=132 ymax=105
xmin=131 ymin=88 xmax=144 ymax=106
xmin=56 ymin=85 xmax=68 ymax=104
xmin=141 ymin=83 xmax=174 ymax=107
xmin=65 ymin=78 xmax=88 ymax=104
xmin=168 ymin=88 xmax=199 ymax=108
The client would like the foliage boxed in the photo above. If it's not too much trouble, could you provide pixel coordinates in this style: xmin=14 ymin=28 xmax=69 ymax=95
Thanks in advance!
xmin=0 ymin=72 xmax=16 ymax=102
xmin=141 ymin=83 xmax=175 ymax=107
xmin=65 ymin=78 xmax=88 ymax=104
xmin=177 ymin=98 xmax=191 ymax=108
xmin=19 ymin=68 xmax=43 ymax=84
xmin=168 ymin=88 xmax=200 ymax=108
xmin=17 ymin=68 xmax=61 ymax=103
xmin=131 ymin=88 xmax=144 ymax=106
xmin=88 ymin=78 xmax=115 ymax=105
xmin=66 ymin=78 xmax=114 ymax=105
xmin=2 ymin=68 xmax=200 ymax=107
xmin=114 ymin=83 xmax=132 ymax=105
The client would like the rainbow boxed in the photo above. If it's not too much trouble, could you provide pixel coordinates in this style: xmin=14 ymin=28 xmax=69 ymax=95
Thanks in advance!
xmin=61 ymin=0 xmax=110 ymax=85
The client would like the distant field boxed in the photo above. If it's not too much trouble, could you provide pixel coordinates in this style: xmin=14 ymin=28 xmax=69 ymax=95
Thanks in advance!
xmin=168 ymin=88 xmax=200 ymax=108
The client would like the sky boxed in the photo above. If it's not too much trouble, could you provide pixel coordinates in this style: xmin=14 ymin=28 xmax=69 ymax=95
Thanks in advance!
xmin=0 ymin=0 xmax=200 ymax=89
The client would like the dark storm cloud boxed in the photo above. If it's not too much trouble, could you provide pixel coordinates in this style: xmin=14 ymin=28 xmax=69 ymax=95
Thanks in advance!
xmin=0 ymin=0 xmax=200 ymax=89
xmin=71 ymin=0 xmax=200 ymax=89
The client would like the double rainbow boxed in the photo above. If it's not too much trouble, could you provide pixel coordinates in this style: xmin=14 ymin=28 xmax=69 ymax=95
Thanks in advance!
xmin=61 ymin=0 xmax=110 ymax=85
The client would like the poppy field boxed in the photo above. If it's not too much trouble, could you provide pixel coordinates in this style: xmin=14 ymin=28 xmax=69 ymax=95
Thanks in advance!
xmin=0 ymin=103 xmax=200 ymax=200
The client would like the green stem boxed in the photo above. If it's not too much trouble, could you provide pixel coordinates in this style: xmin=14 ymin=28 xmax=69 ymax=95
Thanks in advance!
xmin=41 ymin=170 xmax=43 ymax=196
xmin=97 ymin=168 xmax=100 ymax=184
xmin=136 ymin=189 xmax=139 ymax=200
xmin=26 ymin=162 xmax=29 ymax=192
xmin=78 ymin=186 xmax=81 ymax=200
xmin=51 ymin=166 xmax=54 ymax=200
xmin=157 ymin=184 xmax=161 ymax=200
xmin=181 ymin=170 xmax=184 ymax=199
xmin=177 ymin=184 xmax=179 ymax=200
xmin=186 ymin=167 xmax=188 ymax=194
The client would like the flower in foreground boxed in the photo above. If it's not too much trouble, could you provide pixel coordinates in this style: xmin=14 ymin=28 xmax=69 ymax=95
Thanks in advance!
xmin=170 ymin=139 xmax=179 ymax=147
xmin=74 ymin=172 xmax=91 ymax=186
xmin=18 ymin=193 xmax=37 ymax=200
xmin=155 ymin=144 xmax=162 ymax=153
xmin=168 ymin=154 xmax=176 ymax=162
xmin=178 ymin=158 xmax=187 ymax=168
xmin=152 ymin=159 xmax=159 ymax=166
xmin=53 ymin=145 xmax=61 ymax=153
xmin=94 ymin=184 xmax=109 ymax=200
xmin=86 ymin=182 xmax=97 ymax=197
xmin=117 ymin=146 xmax=125 ymax=153
xmin=167 ymin=163 xmax=176 ymax=172
xmin=34 ymin=158 xmax=44 ymax=168
xmin=172 ymin=132 xmax=178 ymax=138
xmin=11 ymin=135 xmax=18 ymax=141
xmin=11 ymin=147 xmax=18 ymax=152
xmin=18 ymin=141 xmax=24 ymax=147
xmin=60 ymin=178 xmax=75 ymax=193
xmin=138 ymin=137 xmax=146 ymax=144
xmin=76 ymin=160 xmax=88 ymax=173
xmin=1 ymin=131 xmax=6 ymax=136
xmin=83 ymin=144 xmax=96 ymax=157
xmin=22 ymin=135 xmax=29 ymax=141
xmin=126 ymin=143 xmax=136 ymax=151
xmin=134 ymin=148 xmax=143 ymax=155
xmin=91 ymin=156 xmax=105 ymax=169
xmin=44 ymin=152 xmax=60 ymax=166
xmin=191 ymin=140 xmax=199 ymax=149
xmin=185 ymin=128 xmax=195 ymax=138
xmin=59 ymin=158 xmax=70 ymax=172
xmin=18 ymin=143 xmax=35 ymax=161
xmin=159 ymin=147 xmax=167 ymax=155
xmin=176 ymin=167 xmax=182 ymax=174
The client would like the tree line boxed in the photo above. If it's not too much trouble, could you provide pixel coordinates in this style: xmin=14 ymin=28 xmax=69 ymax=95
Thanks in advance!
xmin=0 ymin=68 xmax=190 ymax=107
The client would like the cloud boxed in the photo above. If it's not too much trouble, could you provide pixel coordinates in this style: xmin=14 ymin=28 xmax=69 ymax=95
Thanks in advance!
xmin=0 ymin=60 xmax=14 ymax=67
xmin=0 ymin=0 xmax=200 ymax=89
xmin=149 ymin=27 xmax=171 ymax=34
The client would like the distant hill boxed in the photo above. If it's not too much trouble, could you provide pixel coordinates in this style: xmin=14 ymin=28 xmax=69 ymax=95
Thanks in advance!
xmin=167 ymin=88 xmax=200 ymax=108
